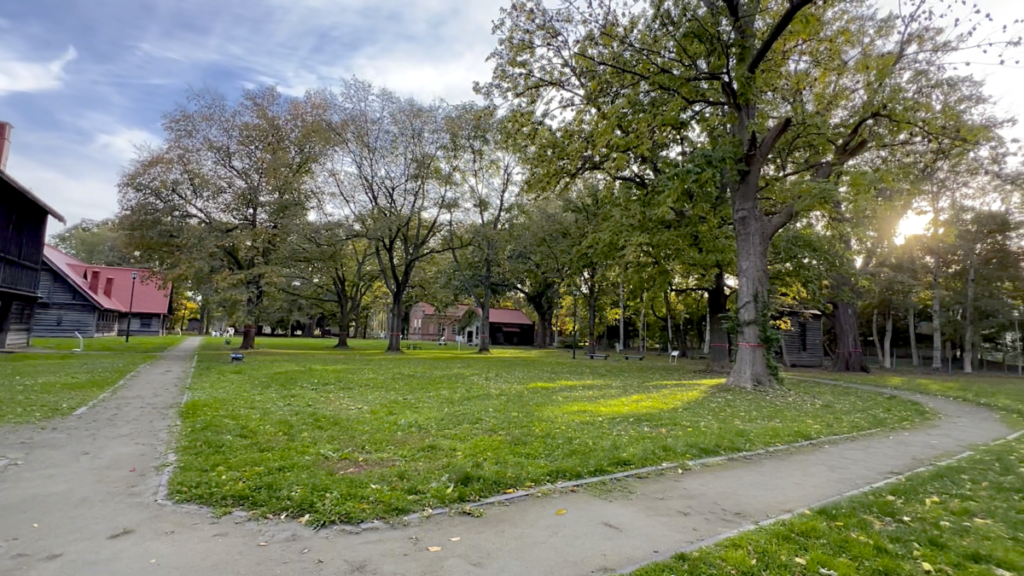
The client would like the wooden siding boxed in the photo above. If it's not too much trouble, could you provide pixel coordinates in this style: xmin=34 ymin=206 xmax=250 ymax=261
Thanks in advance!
xmin=32 ymin=304 xmax=98 ymax=338
xmin=117 ymin=314 xmax=166 ymax=337
xmin=0 ymin=185 xmax=48 ymax=296
xmin=32 ymin=265 xmax=101 ymax=338
xmin=0 ymin=299 xmax=33 ymax=348
xmin=780 ymin=316 xmax=824 ymax=368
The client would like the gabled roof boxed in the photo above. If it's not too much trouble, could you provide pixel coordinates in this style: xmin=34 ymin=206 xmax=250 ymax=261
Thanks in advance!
xmin=0 ymin=169 xmax=66 ymax=224
xmin=43 ymin=245 xmax=171 ymax=314
xmin=486 ymin=308 xmax=534 ymax=325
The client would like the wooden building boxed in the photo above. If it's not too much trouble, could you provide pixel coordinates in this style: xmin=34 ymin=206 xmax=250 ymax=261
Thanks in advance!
xmin=0 ymin=121 xmax=66 ymax=349
xmin=778 ymin=309 xmax=824 ymax=368
xmin=32 ymin=245 xmax=172 ymax=338
xmin=408 ymin=302 xmax=535 ymax=346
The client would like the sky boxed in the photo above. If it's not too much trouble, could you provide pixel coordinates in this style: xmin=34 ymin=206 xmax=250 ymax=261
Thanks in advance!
xmin=1 ymin=0 xmax=1023 ymax=234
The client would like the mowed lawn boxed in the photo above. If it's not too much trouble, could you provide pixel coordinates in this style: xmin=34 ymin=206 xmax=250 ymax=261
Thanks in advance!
xmin=0 ymin=336 xmax=184 ymax=426
xmin=170 ymin=338 xmax=930 ymax=525
xmin=632 ymin=372 xmax=1024 ymax=576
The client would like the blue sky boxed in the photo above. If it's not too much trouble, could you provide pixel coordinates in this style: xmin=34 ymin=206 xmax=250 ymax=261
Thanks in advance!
xmin=2 ymin=0 xmax=1023 ymax=232
xmin=0 ymin=0 xmax=507 ymax=228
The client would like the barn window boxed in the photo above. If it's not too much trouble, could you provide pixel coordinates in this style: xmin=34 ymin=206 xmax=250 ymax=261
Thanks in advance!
xmin=57 ymin=313 xmax=64 ymax=326
xmin=140 ymin=317 xmax=153 ymax=330
xmin=799 ymin=321 xmax=808 ymax=352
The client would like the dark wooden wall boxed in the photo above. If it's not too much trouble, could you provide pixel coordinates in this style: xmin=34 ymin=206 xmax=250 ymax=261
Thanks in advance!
xmin=780 ymin=315 xmax=824 ymax=368
xmin=0 ymin=186 xmax=48 ymax=297
xmin=32 ymin=267 xmax=102 ymax=338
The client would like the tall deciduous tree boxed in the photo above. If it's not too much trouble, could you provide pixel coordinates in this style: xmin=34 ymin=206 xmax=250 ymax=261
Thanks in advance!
xmin=322 ymin=80 xmax=461 ymax=352
xmin=119 ymin=86 xmax=330 ymax=349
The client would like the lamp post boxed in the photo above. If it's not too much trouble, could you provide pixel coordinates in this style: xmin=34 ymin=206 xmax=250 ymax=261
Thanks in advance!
xmin=125 ymin=272 xmax=137 ymax=343
xmin=572 ymin=288 xmax=579 ymax=360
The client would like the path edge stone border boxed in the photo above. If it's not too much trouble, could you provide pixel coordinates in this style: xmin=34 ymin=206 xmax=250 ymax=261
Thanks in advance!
xmin=156 ymin=353 xmax=198 ymax=504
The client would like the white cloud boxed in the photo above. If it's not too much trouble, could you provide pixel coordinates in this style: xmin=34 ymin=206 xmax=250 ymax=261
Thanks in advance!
xmin=0 ymin=46 xmax=78 ymax=96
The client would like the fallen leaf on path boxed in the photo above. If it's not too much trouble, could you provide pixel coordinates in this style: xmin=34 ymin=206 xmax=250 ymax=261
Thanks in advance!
xmin=449 ymin=537 xmax=461 ymax=542
xmin=149 ymin=560 xmax=156 ymax=564
xmin=32 ymin=524 xmax=38 ymax=528
xmin=555 ymin=509 xmax=567 ymax=516
xmin=427 ymin=547 xmax=442 ymax=552
xmin=129 ymin=467 xmax=136 ymax=472
xmin=504 ymin=489 xmax=516 ymax=494
xmin=258 ymin=542 xmax=268 ymax=547
xmin=297 ymin=514 xmax=310 ymax=525
xmin=301 ymin=549 xmax=309 ymax=554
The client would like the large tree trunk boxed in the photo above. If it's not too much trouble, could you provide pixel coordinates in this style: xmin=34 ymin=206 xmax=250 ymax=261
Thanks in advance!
xmin=479 ymin=284 xmax=492 ymax=354
xmin=909 ymin=307 xmax=919 ymax=367
xmin=872 ymin=310 xmax=883 ymax=365
xmin=832 ymin=301 xmax=867 ymax=372
xmin=386 ymin=295 xmax=404 ymax=352
xmin=964 ymin=256 xmax=976 ymax=374
xmin=726 ymin=187 xmax=773 ymax=389
xmin=240 ymin=325 xmax=257 ymax=350
xmin=708 ymin=270 xmax=730 ymax=370
xmin=931 ymin=277 xmax=943 ymax=370
xmin=619 ymin=281 xmax=625 ymax=351
xmin=883 ymin=309 xmax=893 ymax=369
xmin=587 ymin=285 xmax=597 ymax=355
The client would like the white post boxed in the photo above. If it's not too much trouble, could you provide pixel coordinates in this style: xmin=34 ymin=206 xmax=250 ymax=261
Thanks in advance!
xmin=73 ymin=332 xmax=83 ymax=352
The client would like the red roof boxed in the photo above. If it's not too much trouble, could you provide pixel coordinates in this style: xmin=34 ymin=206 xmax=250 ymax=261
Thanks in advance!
xmin=43 ymin=245 xmax=171 ymax=314
xmin=485 ymin=308 xmax=533 ymax=325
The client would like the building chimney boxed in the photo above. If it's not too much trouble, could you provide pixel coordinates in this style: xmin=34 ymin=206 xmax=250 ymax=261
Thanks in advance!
xmin=0 ymin=122 xmax=12 ymax=172
xmin=103 ymin=277 xmax=115 ymax=298
xmin=89 ymin=270 xmax=101 ymax=294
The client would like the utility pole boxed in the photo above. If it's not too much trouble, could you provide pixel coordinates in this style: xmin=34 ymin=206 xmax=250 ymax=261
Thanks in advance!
xmin=572 ymin=287 xmax=579 ymax=360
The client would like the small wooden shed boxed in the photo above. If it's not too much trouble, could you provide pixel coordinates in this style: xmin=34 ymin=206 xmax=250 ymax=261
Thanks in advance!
xmin=778 ymin=309 xmax=824 ymax=368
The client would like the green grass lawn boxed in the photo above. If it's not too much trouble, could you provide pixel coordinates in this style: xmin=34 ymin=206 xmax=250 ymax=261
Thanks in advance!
xmin=0 ymin=353 xmax=156 ymax=425
xmin=169 ymin=338 xmax=930 ymax=525
xmin=631 ymin=371 xmax=1024 ymax=576
xmin=0 ymin=336 xmax=183 ymax=426
xmin=31 ymin=335 xmax=186 ymax=353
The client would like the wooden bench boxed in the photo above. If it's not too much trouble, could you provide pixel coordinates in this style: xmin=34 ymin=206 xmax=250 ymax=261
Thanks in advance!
xmin=585 ymin=353 xmax=609 ymax=360
xmin=404 ymin=344 xmax=423 ymax=351
xmin=623 ymin=355 xmax=645 ymax=361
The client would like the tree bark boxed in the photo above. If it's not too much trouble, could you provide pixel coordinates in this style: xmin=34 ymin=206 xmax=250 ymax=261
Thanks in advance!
xmin=872 ymin=310 xmax=883 ymax=366
xmin=387 ymin=295 xmax=404 ymax=352
xmin=931 ymin=278 xmax=943 ymax=370
xmin=708 ymin=271 xmax=730 ymax=370
xmin=883 ymin=309 xmax=893 ymax=369
xmin=478 ymin=279 xmax=492 ymax=354
xmin=726 ymin=180 xmax=774 ymax=389
xmin=587 ymin=286 xmax=598 ymax=355
xmin=964 ymin=255 xmax=976 ymax=374
xmin=909 ymin=307 xmax=919 ymax=367
xmin=831 ymin=301 xmax=867 ymax=372
xmin=619 ymin=281 xmax=625 ymax=351
xmin=240 ymin=325 xmax=256 ymax=350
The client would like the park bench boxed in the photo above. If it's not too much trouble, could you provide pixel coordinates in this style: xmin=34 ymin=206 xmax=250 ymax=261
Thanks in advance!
xmin=585 ymin=353 xmax=609 ymax=360
xmin=230 ymin=353 xmax=245 ymax=363
xmin=404 ymin=343 xmax=423 ymax=351
xmin=623 ymin=354 xmax=645 ymax=361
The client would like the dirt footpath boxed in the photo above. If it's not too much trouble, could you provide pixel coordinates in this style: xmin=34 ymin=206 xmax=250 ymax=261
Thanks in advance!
xmin=0 ymin=340 xmax=1013 ymax=576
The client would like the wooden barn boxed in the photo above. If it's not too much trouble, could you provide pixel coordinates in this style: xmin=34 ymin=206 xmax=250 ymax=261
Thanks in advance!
xmin=408 ymin=302 xmax=536 ymax=346
xmin=0 ymin=121 xmax=67 ymax=349
xmin=32 ymin=245 xmax=172 ymax=338
xmin=778 ymin=309 xmax=824 ymax=368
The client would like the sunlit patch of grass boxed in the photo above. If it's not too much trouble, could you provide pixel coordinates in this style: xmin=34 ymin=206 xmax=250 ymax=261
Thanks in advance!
xmin=0 ymin=353 xmax=155 ymax=425
xmin=169 ymin=341 xmax=931 ymax=525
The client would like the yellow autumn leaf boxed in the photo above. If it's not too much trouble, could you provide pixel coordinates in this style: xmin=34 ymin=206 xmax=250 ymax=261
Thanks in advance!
xmin=921 ymin=562 xmax=934 ymax=573
xmin=555 ymin=509 xmax=568 ymax=515
xmin=504 ymin=489 xmax=516 ymax=494
xmin=427 ymin=546 xmax=442 ymax=552
xmin=974 ymin=518 xmax=991 ymax=524
xmin=795 ymin=557 xmax=807 ymax=565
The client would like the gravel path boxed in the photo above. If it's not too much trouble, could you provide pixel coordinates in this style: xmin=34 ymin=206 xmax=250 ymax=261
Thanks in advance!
xmin=0 ymin=342 xmax=1013 ymax=576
